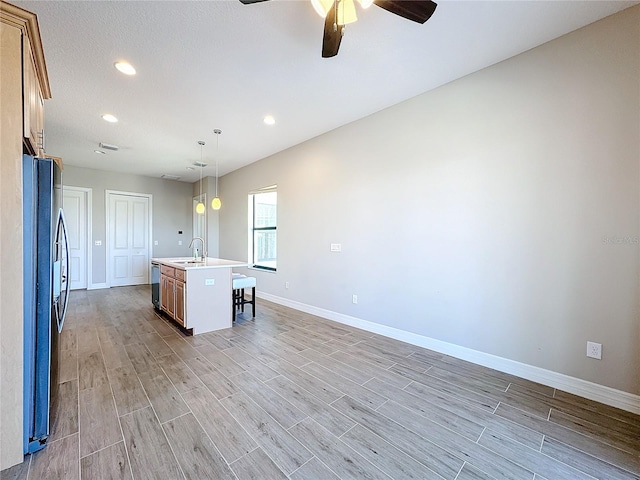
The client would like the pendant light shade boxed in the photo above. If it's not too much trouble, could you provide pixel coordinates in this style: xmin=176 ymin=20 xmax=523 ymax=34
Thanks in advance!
xmin=211 ymin=129 xmax=222 ymax=211
xmin=196 ymin=140 xmax=205 ymax=215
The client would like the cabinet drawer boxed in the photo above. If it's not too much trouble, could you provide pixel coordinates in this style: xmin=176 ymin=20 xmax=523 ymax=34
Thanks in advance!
xmin=161 ymin=265 xmax=175 ymax=277
xmin=174 ymin=269 xmax=185 ymax=282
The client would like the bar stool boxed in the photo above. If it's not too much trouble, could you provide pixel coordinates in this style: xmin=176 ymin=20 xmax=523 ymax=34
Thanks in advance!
xmin=232 ymin=275 xmax=256 ymax=322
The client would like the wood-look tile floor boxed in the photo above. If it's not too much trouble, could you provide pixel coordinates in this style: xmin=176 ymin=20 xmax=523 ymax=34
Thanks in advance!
xmin=3 ymin=285 xmax=639 ymax=480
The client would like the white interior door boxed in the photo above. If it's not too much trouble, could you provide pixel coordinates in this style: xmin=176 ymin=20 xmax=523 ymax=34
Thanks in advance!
xmin=63 ymin=188 xmax=88 ymax=290
xmin=108 ymin=192 xmax=150 ymax=286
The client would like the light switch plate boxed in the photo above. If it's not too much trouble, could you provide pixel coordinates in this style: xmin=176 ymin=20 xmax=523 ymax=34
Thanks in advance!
xmin=94 ymin=240 xmax=102 ymax=246
xmin=205 ymin=279 xmax=215 ymax=286
xmin=330 ymin=243 xmax=341 ymax=252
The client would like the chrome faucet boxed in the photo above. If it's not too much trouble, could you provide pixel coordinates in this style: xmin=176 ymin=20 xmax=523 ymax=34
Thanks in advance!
xmin=188 ymin=237 xmax=206 ymax=261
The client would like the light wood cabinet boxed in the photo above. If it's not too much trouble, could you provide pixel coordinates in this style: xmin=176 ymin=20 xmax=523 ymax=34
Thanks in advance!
xmin=160 ymin=275 xmax=167 ymax=310
xmin=175 ymin=280 xmax=185 ymax=326
xmin=22 ymin=33 xmax=45 ymax=156
xmin=1 ymin=2 xmax=51 ymax=158
xmin=161 ymin=275 xmax=175 ymax=317
xmin=160 ymin=266 xmax=185 ymax=327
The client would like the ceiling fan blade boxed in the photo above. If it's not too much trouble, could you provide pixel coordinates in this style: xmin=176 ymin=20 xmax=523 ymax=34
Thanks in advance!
xmin=322 ymin=3 xmax=342 ymax=58
xmin=238 ymin=0 xmax=270 ymax=4
xmin=373 ymin=0 xmax=437 ymax=24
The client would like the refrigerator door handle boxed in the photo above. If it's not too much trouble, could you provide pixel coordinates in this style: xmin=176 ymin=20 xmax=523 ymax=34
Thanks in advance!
xmin=55 ymin=208 xmax=70 ymax=332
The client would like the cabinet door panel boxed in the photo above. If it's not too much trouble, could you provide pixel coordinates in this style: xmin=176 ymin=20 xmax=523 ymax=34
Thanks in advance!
xmin=175 ymin=281 xmax=185 ymax=326
xmin=161 ymin=274 xmax=169 ymax=312
xmin=22 ymin=34 xmax=44 ymax=156
xmin=166 ymin=277 xmax=175 ymax=317
xmin=22 ymin=34 xmax=34 ymax=153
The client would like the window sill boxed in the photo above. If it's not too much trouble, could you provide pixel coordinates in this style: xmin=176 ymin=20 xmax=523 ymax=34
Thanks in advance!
xmin=248 ymin=266 xmax=277 ymax=274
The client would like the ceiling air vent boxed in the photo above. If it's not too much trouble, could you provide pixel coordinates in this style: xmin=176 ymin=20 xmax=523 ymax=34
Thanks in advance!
xmin=161 ymin=174 xmax=181 ymax=181
xmin=99 ymin=142 xmax=119 ymax=151
xmin=193 ymin=161 xmax=208 ymax=168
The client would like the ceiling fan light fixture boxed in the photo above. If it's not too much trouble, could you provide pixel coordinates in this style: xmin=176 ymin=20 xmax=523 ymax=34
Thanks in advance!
xmin=337 ymin=0 xmax=357 ymax=25
xmin=313 ymin=0 xmax=357 ymax=23
xmin=311 ymin=0 xmax=333 ymax=17
xmin=244 ymin=0 xmax=437 ymax=59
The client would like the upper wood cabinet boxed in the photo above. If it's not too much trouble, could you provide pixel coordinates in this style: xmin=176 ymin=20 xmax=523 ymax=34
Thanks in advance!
xmin=1 ymin=1 xmax=51 ymax=157
xmin=23 ymin=33 xmax=46 ymax=155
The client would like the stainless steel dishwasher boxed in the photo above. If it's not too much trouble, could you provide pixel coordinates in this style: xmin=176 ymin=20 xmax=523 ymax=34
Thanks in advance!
xmin=151 ymin=261 xmax=160 ymax=310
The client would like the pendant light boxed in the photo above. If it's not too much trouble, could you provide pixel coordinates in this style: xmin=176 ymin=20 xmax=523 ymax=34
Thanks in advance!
xmin=195 ymin=140 xmax=206 ymax=215
xmin=211 ymin=129 xmax=222 ymax=211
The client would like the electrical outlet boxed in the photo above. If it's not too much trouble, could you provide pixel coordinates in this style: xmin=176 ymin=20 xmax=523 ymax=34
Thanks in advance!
xmin=285 ymin=281 xmax=290 ymax=289
xmin=154 ymin=240 xmax=158 ymax=245
xmin=352 ymin=294 xmax=358 ymax=304
xmin=586 ymin=341 xmax=602 ymax=360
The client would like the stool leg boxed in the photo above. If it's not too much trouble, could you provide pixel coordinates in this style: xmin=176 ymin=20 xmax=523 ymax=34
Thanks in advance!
xmin=241 ymin=288 xmax=245 ymax=313
xmin=232 ymin=290 xmax=236 ymax=322
xmin=251 ymin=286 xmax=256 ymax=318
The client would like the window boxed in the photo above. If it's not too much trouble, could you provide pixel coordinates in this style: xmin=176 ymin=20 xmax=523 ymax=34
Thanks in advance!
xmin=249 ymin=189 xmax=277 ymax=270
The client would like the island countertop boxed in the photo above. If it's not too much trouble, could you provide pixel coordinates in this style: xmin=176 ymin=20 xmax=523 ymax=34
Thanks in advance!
xmin=151 ymin=257 xmax=248 ymax=270
xmin=152 ymin=257 xmax=247 ymax=334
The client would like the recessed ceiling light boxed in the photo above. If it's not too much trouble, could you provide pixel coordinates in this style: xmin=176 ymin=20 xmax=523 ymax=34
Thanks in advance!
xmin=263 ymin=115 xmax=276 ymax=126
xmin=94 ymin=150 xmax=106 ymax=155
xmin=101 ymin=114 xmax=118 ymax=123
xmin=114 ymin=61 xmax=136 ymax=75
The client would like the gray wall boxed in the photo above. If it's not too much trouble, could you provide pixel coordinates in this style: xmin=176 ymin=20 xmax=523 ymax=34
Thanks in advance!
xmin=64 ymin=165 xmax=195 ymax=285
xmin=219 ymin=6 xmax=640 ymax=395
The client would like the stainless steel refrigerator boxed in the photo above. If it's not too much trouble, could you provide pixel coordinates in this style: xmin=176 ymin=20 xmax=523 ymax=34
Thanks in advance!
xmin=22 ymin=155 xmax=70 ymax=454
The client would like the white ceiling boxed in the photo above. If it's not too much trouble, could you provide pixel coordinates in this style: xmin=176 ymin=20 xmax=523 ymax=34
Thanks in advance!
xmin=15 ymin=0 xmax=638 ymax=182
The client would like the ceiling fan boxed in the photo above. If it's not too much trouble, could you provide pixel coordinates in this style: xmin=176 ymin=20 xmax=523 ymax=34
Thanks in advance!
xmin=238 ymin=0 xmax=437 ymax=58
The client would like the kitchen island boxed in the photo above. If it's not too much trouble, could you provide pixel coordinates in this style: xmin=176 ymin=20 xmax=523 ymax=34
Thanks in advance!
xmin=152 ymin=257 xmax=247 ymax=334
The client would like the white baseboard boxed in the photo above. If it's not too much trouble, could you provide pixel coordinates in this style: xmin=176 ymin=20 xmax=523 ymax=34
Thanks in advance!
xmin=87 ymin=283 xmax=108 ymax=290
xmin=257 ymin=292 xmax=640 ymax=415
